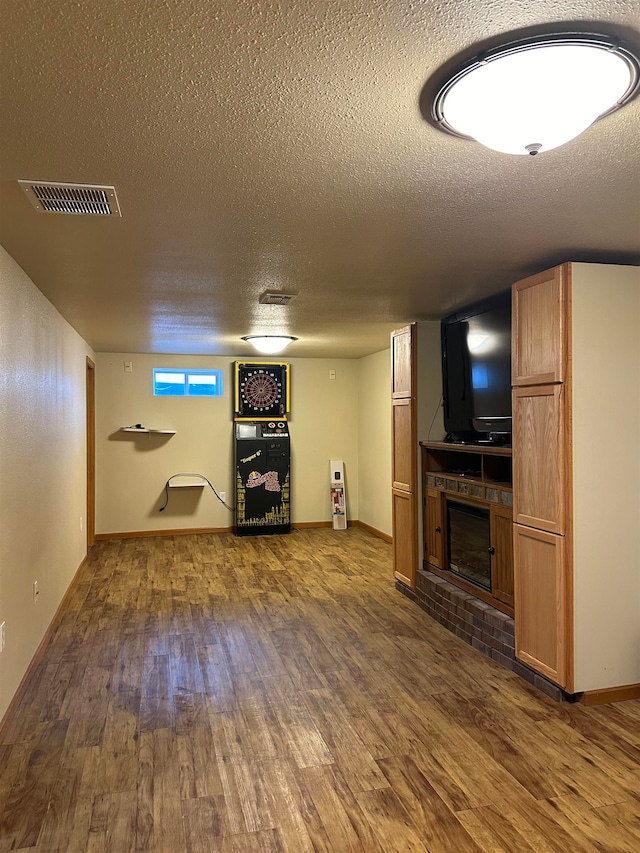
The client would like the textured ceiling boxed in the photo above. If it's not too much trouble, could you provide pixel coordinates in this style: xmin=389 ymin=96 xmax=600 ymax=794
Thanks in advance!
xmin=1 ymin=0 xmax=639 ymax=358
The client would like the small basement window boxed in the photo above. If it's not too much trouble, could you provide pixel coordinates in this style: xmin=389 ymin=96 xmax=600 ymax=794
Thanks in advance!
xmin=153 ymin=368 xmax=223 ymax=397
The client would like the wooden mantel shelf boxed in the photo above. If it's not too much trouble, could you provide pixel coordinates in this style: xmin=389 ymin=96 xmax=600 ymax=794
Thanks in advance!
xmin=420 ymin=440 xmax=512 ymax=457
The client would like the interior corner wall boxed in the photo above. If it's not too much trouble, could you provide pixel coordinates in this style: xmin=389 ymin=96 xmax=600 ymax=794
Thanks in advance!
xmin=95 ymin=354 xmax=359 ymax=534
xmin=0 ymin=245 xmax=93 ymax=723
xmin=357 ymin=348 xmax=392 ymax=537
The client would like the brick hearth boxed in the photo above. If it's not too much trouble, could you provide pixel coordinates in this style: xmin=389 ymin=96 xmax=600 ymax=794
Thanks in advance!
xmin=396 ymin=568 xmax=566 ymax=702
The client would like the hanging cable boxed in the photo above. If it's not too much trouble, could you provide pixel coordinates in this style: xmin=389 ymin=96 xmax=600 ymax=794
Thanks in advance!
xmin=427 ymin=394 xmax=444 ymax=441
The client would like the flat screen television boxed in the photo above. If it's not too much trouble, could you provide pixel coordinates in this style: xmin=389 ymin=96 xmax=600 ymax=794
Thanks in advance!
xmin=441 ymin=289 xmax=512 ymax=444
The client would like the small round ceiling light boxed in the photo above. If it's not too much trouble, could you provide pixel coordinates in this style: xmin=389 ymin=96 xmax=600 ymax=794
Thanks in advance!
xmin=432 ymin=33 xmax=640 ymax=155
xmin=242 ymin=335 xmax=298 ymax=354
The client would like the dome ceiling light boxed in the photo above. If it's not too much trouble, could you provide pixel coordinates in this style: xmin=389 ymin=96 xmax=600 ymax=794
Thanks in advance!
xmin=432 ymin=33 xmax=640 ymax=155
xmin=242 ymin=335 xmax=298 ymax=354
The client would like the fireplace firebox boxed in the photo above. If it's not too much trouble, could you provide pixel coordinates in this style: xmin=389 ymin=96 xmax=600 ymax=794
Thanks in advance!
xmin=446 ymin=499 xmax=491 ymax=590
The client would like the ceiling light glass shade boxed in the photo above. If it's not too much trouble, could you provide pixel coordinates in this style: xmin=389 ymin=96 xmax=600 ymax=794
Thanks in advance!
xmin=433 ymin=35 xmax=640 ymax=155
xmin=242 ymin=335 xmax=298 ymax=354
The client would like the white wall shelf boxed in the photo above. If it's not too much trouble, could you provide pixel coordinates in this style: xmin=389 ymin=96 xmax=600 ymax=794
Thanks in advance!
xmin=120 ymin=427 xmax=176 ymax=435
xmin=168 ymin=477 xmax=205 ymax=488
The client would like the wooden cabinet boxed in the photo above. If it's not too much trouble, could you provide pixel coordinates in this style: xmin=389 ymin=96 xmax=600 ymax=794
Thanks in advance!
xmin=391 ymin=324 xmax=417 ymax=587
xmin=512 ymin=265 xmax=572 ymax=689
xmin=514 ymin=524 xmax=567 ymax=686
xmin=424 ymin=488 xmax=444 ymax=569
xmin=512 ymin=264 xmax=569 ymax=386
xmin=513 ymin=262 xmax=640 ymax=697
xmin=512 ymin=384 xmax=566 ymax=534
xmin=391 ymin=322 xmax=445 ymax=591
xmin=391 ymin=325 xmax=415 ymax=398
xmin=392 ymin=397 xmax=416 ymax=492
xmin=392 ymin=487 xmax=417 ymax=588
xmin=491 ymin=504 xmax=515 ymax=608
xmin=420 ymin=442 xmax=514 ymax=615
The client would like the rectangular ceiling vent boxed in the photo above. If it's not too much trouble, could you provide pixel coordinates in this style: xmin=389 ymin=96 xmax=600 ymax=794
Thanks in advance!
xmin=18 ymin=180 xmax=121 ymax=216
xmin=259 ymin=291 xmax=296 ymax=305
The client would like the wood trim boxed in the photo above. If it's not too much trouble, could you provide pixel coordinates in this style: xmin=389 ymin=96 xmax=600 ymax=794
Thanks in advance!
xmin=95 ymin=527 xmax=234 ymax=539
xmin=96 ymin=521 xmax=380 ymax=539
xmin=578 ymin=683 xmax=640 ymax=706
xmin=351 ymin=520 xmax=393 ymax=543
xmin=86 ymin=356 xmax=96 ymax=549
xmin=420 ymin=441 xmax=512 ymax=458
xmin=0 ymin=556 xmax=89 ymax=742
xmin=96 ymin=518 xmax=393 ymax=542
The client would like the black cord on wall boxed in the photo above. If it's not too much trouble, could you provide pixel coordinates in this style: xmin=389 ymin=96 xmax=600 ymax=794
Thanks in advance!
xmin=427 ymin=394 xmax=444 ymax=441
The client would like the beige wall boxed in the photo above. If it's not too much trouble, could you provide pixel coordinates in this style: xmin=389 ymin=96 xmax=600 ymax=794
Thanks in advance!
xmin=357 ymin=349 xmax=392 ymax=536
xmin=416 ymin=321 xmax=445 ymax=445
xmin=95 ymin=354 xmax=360 ymax=533
xmin=0 ymin=246 xmax=93 ymax=722
xmin=571 ymin=263 xmax=640 ymax=691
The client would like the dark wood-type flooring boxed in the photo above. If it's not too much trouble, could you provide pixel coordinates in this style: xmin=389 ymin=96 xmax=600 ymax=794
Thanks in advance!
xmin=2 ymin=528 xmax=640 ymax=852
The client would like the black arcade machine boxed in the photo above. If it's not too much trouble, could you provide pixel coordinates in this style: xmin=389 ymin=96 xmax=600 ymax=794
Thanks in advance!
xmin=233 ymin=361 xmax=291 ymax=535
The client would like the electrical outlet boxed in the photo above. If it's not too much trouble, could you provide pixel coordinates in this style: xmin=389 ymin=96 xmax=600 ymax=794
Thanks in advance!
xmin=33 ymin=581 xmax=39 ymax=604
xmin=80 ymin=516 xmax=84 ymax=532
xmin=219 ymin=492 xmax=226 ymax=503
xmin=0 ymin=621 xmax=5 ymax=653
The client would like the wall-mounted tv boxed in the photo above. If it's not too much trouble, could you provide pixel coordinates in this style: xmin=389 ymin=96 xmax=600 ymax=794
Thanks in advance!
xmin=441 ymin=289 xmax=512 ymax=444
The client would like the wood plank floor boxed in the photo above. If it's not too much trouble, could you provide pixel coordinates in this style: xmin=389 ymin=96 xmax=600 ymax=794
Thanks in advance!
xmin=2 ymin=528 xmax=640 ymax=852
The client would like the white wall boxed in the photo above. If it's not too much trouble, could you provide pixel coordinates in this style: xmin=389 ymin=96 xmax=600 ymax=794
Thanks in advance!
xmin=357 ymin=349 xmax=392 ymax=536
xmin=95 ymin=354 xmax=360 ymax=533
xmin=0 ymin=246 xmax=93 ymax=723
xmin=571 ymin=263 xmax=640 ymax=691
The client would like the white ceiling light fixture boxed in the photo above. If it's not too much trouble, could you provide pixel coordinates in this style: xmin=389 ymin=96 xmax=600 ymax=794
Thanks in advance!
xmin=242 ymin=335 xmax=298 ymax=354
xmin=432 ymin=33 xmax=640 ymax=156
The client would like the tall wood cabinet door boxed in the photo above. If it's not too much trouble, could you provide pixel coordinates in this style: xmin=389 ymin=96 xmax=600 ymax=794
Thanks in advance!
xmin=514 ymin=524 xmax=568 ymax=688
xmin=512 ymin=264 xmax=570 ymax=386
xmin=513 ymin=384 xmax=566 ymax=535
xmin=392 ymin=398 xmax=416 ymax=491
xmin=391 ymin=324 xmax=415 ymax=399
xmin=424 ymin=489 xmax=444 ymax=568
xmin=490 ymin=504 xmax=514 ymax=607
xmin=393 ymin=488 xmax=417 ymax=588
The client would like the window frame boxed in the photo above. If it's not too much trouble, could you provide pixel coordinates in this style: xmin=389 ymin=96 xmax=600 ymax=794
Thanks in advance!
xmin=152 ymin=367 xmax=224 ymax=398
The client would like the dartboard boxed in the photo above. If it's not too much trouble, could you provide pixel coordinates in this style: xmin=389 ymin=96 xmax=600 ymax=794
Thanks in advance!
xmin=243 ymin=373 xmax=278 ymax=408
xmin=235 ymin=362 xmax=290 ymax=419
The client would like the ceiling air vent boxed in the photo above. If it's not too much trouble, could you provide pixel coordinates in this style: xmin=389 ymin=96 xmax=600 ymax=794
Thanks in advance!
xmin=259 ymin=291 xmax=296 ymax=305
xmin=18 ymin=180 xmax=121 ymax=216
